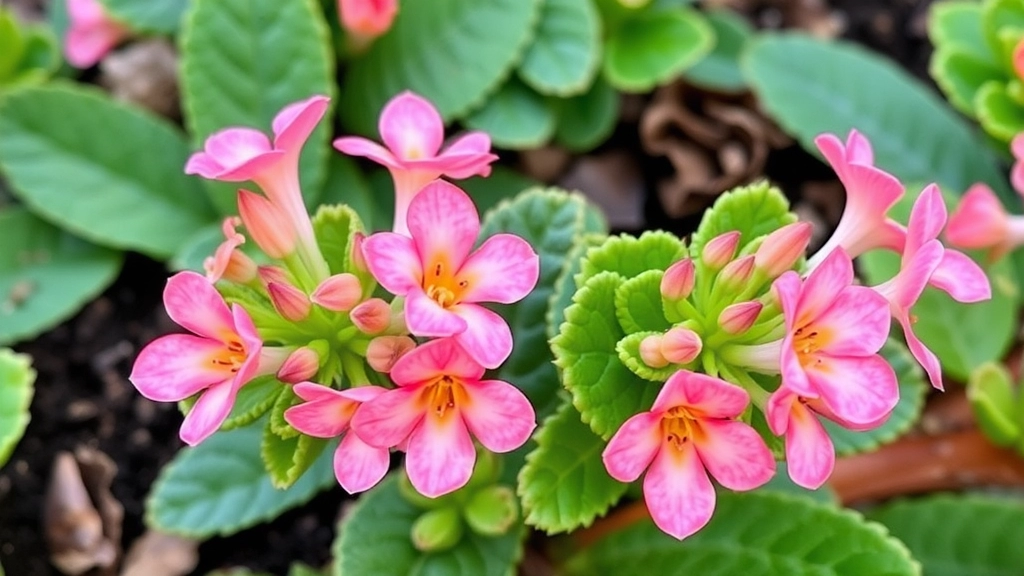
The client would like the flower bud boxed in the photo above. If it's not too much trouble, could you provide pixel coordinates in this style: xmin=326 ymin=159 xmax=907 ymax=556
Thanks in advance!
xmin=639 ymin=335 xmax=669 ymax=368
xmin=268 ymin=281 xmax=311 ymax=322
xmin=718 ymin=301 xmax=763 ymax=335
xmin=702 ymin=231 xmax=741 ymax=270
xmin=661 ymin=258 xmax=695 ymax=301
xmin=350 ymin=298 xmax=392 ymax=335
xmin=716 ymin=254 xmax=755 ymax=294
xmin=311 ymin=273 xmax=363 ymax=312
xmin=237 ymin=189 xmax=296 ymax=258
xmin=660 ymin=327 xmax=702 ymax=364
xmin=366 ymin=335 xmax=416 ymax=373
xmin=221 ymin=251 xmax=258 ymax=284
xmin=946 ymin=183 xmax=1008 ymax=250
xmin=277 ymin=346 xmax=320 ymax=383
xmin=755 ymin=222 xmax=813 ymax=278
xmin=350 ymin=232 xmax=368 ymax=274
xmin=411 ymin=507 xmax=463 ymax=552
xmin=257 ymin=265 xmax=290 ymax=290
xmin=464 ymin=485 xmax=518 ymax=537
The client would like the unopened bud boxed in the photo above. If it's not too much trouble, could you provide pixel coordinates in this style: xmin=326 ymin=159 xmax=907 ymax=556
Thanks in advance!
xmin=366 ymin=335 xmax=416 ymax=373
xmin=716 ymin=254 xmax=755 ymax=293
xmin=350 ymin=232 xmax=368 ymax=274
xmin=661 ymin=258 xmax=695 ymax=301
xmin=257 ymin=265 xmax=290 ymax=290
xmin=237 ymin=189 xmax=296 ymax=258
xmin=311 ymin=273 xmax=363 ymax=312
xmin=411 ymin=507 xmax=463 ymax=552
xmin=222 ymin=251 xmax=258 ymax=284
xmin=639 ymin=335 xmax=669 ymax=368
xmin=277 ymin=346 xmax=320 ymax=383
xmin=702 ymin=231 xmax=741 ymax=270
xmin=268 ymin=281 xmax=311 ymax=322
xmin=755 ymin=222 xmax=812 ymax=277
xmin=718 ymin=301 xmax=763 ymax=335
xmin=660 ymin=327 xmax=702 ymax=364
xmin=464 ymin=485 xmax=518 ymax=537
xmin=350 ymin=298 xmax=392 ymax=334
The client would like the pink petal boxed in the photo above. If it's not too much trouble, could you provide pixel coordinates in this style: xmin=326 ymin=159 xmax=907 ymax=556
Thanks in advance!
xmin=389 ymin=337 xmax=485 ymax=387
xmin=889 ymin=240 xmax=944 ymax=309
xmin=184 ymin=152 xmax=228 ymax=180
xmin=405 ymin=287 xmax=469 ymax=337
xmin=192 ymin=128 xmax=284 ymax=182
xmin=231 ymin=304 xmax=262 ymax=371
xmin=180 ymin=379 xmax=240 ymax=446
xmin=807 ymin=354 xmax=898 ymax=426
xmin=896 ymin=312 xmax=944 ymax=391
xmin=905 ymin=184 xmax=947 ymax=257
xmin=65 ymin=23 xmax=124 ymax=68
xmin=332 ymin=137 xmax=402 ymax=169
xmin=1014 ymin=133 xmax=1024 ymax=194
xmin=130 ymin=334 xmax=231 ymax=402
xmin=844 ymin=129 xmax=874 ymax=165
xmin=436 ymin=132 xmax=498 ymax=178
xmin=945 ymin=184 xmax=1008 ymax=249
xmin=68 ymin=0 xmax=106 ymax=22
xmin=780 ymin=341 xmax=815 ymax=399
xmin=334 ymin=431 xmax=390 ymax=493
xmin=693 ymin=419 xmax=775 ymax=491
xmin=272 ymin=95 xmax=330 ymax=151
xmin=814 ymin=286 xmax=890 ymax=356
xmin=406 ymin=181 xmax=480 ymax=269
xmin=461 ymin=379 xmax=536 ymax=453
xmin=930 ymin=250 xmax=991 ymax=303
xmin=350 ymin=386 xmax=424 ymax=448
xmin=285 ymin=385 xmax=358 ymax=438
xmin=451 ymin=303 xmax=513 ymax=369
xmin=798 ymin=249 xmax=852 ymax=322
xmin=765 ymin=386 xmax=798 ymax=436
xmin=361 ymin=232 xmax=423 ymax=295
xmin=643 ymin=443 xmax=716 ymax=541
xmin=457 ymin=234 xmax=539 ymax=304
xmin=379 ymin=92 xmax=445 ymax=161
xmin=405 ymin=412 xmax=476 ymax=497
xmin=162 ymin=271 xmax=235 ymax=340
xmin=783 ymin=401 xmax=835 ymax=489
xmin=652 ymin=371 xmax=749 ymax=418
xmin=814 ymin=133 xmax=849 ymax=180
xmin=602 ymin=412 xmax=662 ymax=482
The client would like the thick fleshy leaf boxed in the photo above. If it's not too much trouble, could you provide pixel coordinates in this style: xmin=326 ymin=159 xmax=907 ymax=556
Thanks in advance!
xmin=689 ymin=181 xmax=797 ymax=257
xmin=517 ymin=0 xmax=600 ymax=96
xmin=684 ymin=9 xmax=752 ymax=92
xmin=98 ymin=0 xmax=188 ymax=33
xmin=578 ymin=231 xmax=687 ymax=287
xmin=614 ymin=270 xmax=671 ymax=334
xmin=0 ymin=349 xmax=34 ymax=467
xmin=463 ymin=77 xmax=558 ymax=149
xmin=260 ymin=421 xmax=329 ymax=489
xmin=967 ymin=363 xmax=1020 ymax=446
xmin=976 ymin=80 xmax=1024 ymax=142
xmin=553 ymin=77 xmax=620 ymax=152
xmin=603 ymin=7 xmax=713 ymax=93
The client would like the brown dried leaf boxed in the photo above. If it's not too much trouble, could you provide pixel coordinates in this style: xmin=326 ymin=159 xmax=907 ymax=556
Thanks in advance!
xmin=119 ymin=531 xmax=198 ymax=576
xmin=100 ymin=39 xmax=181 ymax=119
xmin=44 ymin=452 xmax=117 ymax=575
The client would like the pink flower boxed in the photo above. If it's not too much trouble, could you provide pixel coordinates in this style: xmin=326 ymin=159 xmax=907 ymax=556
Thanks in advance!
xmin=947 ymin=183 xmax=1024 ymax=261
xmin=807 ymin=130 xmax=906 ymax=270
xmin=338 ymin=0 xmax=398 ymax=42
xmin=204 ymin=217 xmax=256 ymax=284
xmin=334 ymin=92 xmax=498 ymax=235
xmin=361 ymin=180 xmax=539 ymax=368
xmin=872 ymin=185 xmax=991 ymax=390
xmin=602 ymin=370 xmax=775 ymax=540
xmin=765 ymin=386 xmax=836 ymax=489
xmin=130 ymin=272 xmax=264 ymax=446
xmin=1013 ymin=134 xmax=1024 ymax=194
xmin=284 ymin=382 xmax=390 ymax=493
xmin=774 ymin=248 xmax=898 ymax=426
xmin=65 ymin=0 xmax=129 ymax=68
xmin=351 ymin=338 xmax=536 ymax=497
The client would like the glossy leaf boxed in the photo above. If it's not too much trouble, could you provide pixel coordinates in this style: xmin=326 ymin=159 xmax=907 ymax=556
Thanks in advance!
xmin=690 ymin=181 xmax=796 ymax=257
xmin=966 ymin=362 xmax=1020 ymax=446
xmin=603 ymin=7 xmax=713 ymax=92
xmin=684 ymin=9 xmax=753 ymax=92
xmin=547 ymin=233 xmax=605 ymax=340
xmin=614 ymin=270 xmax=670 ymax=334
xmin=554 ymin=77 xmax=620 ymax=152
xmin=518 ymin=0 xmax=601 ymax=96
xmin=311 ymin=203 xmax=365 ymax=277
xmin=577 ymin=231 xmax=687 ymax=287
xmin=0 ymin=349 xmax=35 ymax=467
xmin=464 ymin=77 xmax=557 ymax=149
xmin=976 ymin=80 xmax=1024 ymax=141
xmin=261 ymin=419 xmax=328 ymax=489
xmin=220 ymin=377 xmax=284 ymax=432
xmin=99 ymin=0 xmax=189 ymax=34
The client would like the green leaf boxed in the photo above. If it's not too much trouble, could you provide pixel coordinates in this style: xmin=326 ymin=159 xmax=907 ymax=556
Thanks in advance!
xmin=0 ymin=349 xmax=34 ymax=467
xmin=0 ymin=9 xmax=24 ymax=81
xmin=168 ymin=221 xmax=223 ymax=273
xmin=822 ymin=340 xmax=927 ymax=456
xmin=318 ymin=155 xmax=375 ymax=231
xmin=547 ymin=233 xmax=605 ymax=340
xmin=615 ymin=270 xmax=670 ymax=333
xmin=220 ymin=377 xmax=283 ymax=432
xmin=603 ymin=7 xmax=713 ymax=92
xmin=565 ymin=491 xmax=920 ymax=575
xmin=288 ymin=564 xmax=323 ymax=576
xmin=145 ymin=420 xmax=336 ymax=537
xmin=311 ymin=203 xmax=365 ymax=277
xmin=976 ymin=80 xmax=1024 ymax=141
xmin=518 ymin=401 xmax=627 ymax=533
xmin=966 ymin=362 xmax=1020 ymax=445
xmin=340 ymin=0 xmax=543 ymax=133
xmin=480 ymin=188 xmax=606 ymax=419
xmin=553 ymin=272 xmax=662 ymax=438
xmin=517 ymin=0 xmax=600 ymax=96
xmin=554 ymin=76 xmax=620 ymax=152
xmin=617 ymin=331 xmax=678 ymax=382
xmin=690 ymin=182 xmax=796 ymax=257
xmin=930 ymin=2 xmax=991 ymax=62
xmin=744 ymin=34 xmax=1013 ymax=201
xmin=0 ymin=208 xmax=122 ymax=345
xmin=269 ymin=385 xmax=302 ymax=440
xmin=333 ymin=475 xmax=525 ymax=576
xmin=180 ymin=0 xmax=334 ymax=214
xmin=261 ymin=419 xmax=327 ymax=489
xmin=983 ymin=0 xmax=1024 ymax=65
xmin=578 ymin=231 xmax=687 ymax=287
xmin=464 ymin=77 xmax=557 ymax=149
xmin=758 ymin=462 xmax=838 ymax=506
xmin=869 ymin=494 xmax=1024 ymax=576
xmin=684 ymin=9 xmax=753 ymax=92
xmin=99 ymin=0 xmax=189 ymax=34
xmin=930 ymin=48 xmax=1004 ymax=115
xmin=0 ymin=84 xmax=214 ymax=258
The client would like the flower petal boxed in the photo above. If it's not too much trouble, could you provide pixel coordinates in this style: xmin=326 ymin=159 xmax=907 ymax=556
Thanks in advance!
xmin=602 ymin=412 xmax=661 ymax=483
xmin=379 ymin=92 xmax=445 ymax=160
xmin=406 ymin=181 xmax=480 ymax=269
xmin=451 ymin=304 xmax=513 ymax=369
xmin=390 ymin=337 xmax=484 ymax=387
xmin=65 ymin=21 xmax=124 ymax=68
xmin=362 ymin=232 xmax=423 ymax=295
xmin=406 ymin=287 xmax=469 ymax=337
xmin=798 ymin=249 xmax=852 ymax=322
xmin=844 ymin=129 xmax=874 ymax=165
xmin=130 ymin=334 xmax=231 ymax=402
xmin=334 ymin=431 xmax=390 ymax=494
xmin=351 ymin=386 xmax=424 ymax=448
xmin=905 ymin=184 xmax=947 ymax=256
xmin=693 ymin=420 xmax=775 ymax=491
xmin=405 ymin=411 xmax=475 ymax=498
xmin=436 ymin=132 xmax=498 ymax=178
xmin=896 ymin=311 xmax=944 ymax=391
xmin=461 ymin=379 xmax=536 ymax=453
xmin=765 ymin=386 xmax=798 ymax=436
xmin=457 ymin=234 xmax=540 ymax=304
xmin=179 ymin=379 xmax=240 ymax=446
xmin=272 ymin=95 xmax=330 ymax=151
xmin=814 ymin=285 xmax=890 ymax=356
xmin=930 ymin=250 xmax=991 ymax=304
xmin=643 ymin=443 xmax=716 ymax=541
xmin=888 ymin=240 xmax=944 ymax=309
xmin=945 ymin=184 xmax=1007 ymax=249
xmin=784 ymin=402 xmax=835 ymax=490
xmin=285 ymin=384 xmax=358 ymax=438
xmin=807 ymin=354 xmax=898 ymax=426
xmin=652 ymin=371 xmax=749 ymax=418
xmin=332 ymin=137 xmax=401 ymax=169
xmin=163 ymin=271 xmax=235 ymax=341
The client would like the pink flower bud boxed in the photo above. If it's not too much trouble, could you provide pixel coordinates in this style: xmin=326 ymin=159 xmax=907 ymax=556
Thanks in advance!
xmin=257 ymin=265 xmax=290 ymax=290
xmin=277 ymin=347 xmax=320 ymax=383
xmin=238 ymin=189 xmax=296 ymax=258
xmin=366 ymin=335 xmax=416 ymax=373
xmin=350 ymin=232 xmax=368 ymax=274
xmin=350 ymin=298 xmax=391 ymax=334
xmin=221 ymin=250 xmax=258 ymax=284
xmin=268 ymin=281 xmax=311 ymax=322
xmin=339 ymin=0 xmax=398 ymax=40
xmin=702 ymin=231 xmax=741 ymax=270
xmin=639 ymin=335 xmax=669 ymax=368
xmin=718 ymin=301 xmax=763 ymax=335
xmin=716 ymin=255 xmax=755 ymax=293
xmin=755 ymin=222 xmax=812 ymax=278
xmin=311 ymin=273 xmax=363 ymax=312
xmin=946 ymin=183 xmax=1008 ymax=250
xmin=661 ymin=258 xmax=695 ymax=301
xmin=660 ymin=328 xmax=702 ymax=364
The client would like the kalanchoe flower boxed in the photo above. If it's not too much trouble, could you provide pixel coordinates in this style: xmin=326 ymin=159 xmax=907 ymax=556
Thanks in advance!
xmin=338 ymin=0 xmax=398 ymax=47
xmin=765 ymin=386 xmax=837 ymax=489
xmin=947 ymin=183 xmax=1024 ymax=261
xmin=362 ymin=181 xmax=540 ymax=368
xmin=237 ymin=189 xmax=296 ymax=259
xmin=65 ymin=0 xmax=130 ymax=68
xmin=205 ymin=217 xmax=256 ymax=284
xmin=660 ymin=327 xmax=702 ymax=364
xmin=311 ymin=273 xmax=363 ymax=312
xmin=352 ymin=338 xmax=536 ymax=497
xmin=702 ymin=231 xmax=740 ymax=270
xmin=334 ymin=92 xmax=498 ymax=235
xmin=277 ymin=347 xmax=320 ymax=384
xmin=267 ymin=281 xmax=311 ymax=322
xmin=602 ymin=370 xmax=775 ymax=540
xmin=130 ymin=272 xmax=265 ymax=446
xmin=661 ymin=258 xmax=695 ymax=301
xmin=806 ymin=130 xmax=905 ymax=270
xmin=284 ymin=382 xmax=390 ymax=493
xmin=755 ymin=222 xmax=812 ymax=278
xmin=639 ymin=335 xmax=669 ymax=368
xmin=715 ymin=255 xmax=754 ymax=293
xmin=350 ymin=298 xmax=394 ymax=335
xmin=718 ymin=301 xmax=762 ymax=335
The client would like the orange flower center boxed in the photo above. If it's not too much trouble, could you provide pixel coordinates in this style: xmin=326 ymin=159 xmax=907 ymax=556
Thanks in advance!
xmin=424 ymin=375 xmax=467 ymax=420
xmin=211 ymin=337 xmax=247 ymax=374
xmin=661 ymin=406 xmax=704 ymax=451
xmin=792 ymin=324 xmax=833 ymax=367
xmin=424 ymin=260 xmax=469 ymax=309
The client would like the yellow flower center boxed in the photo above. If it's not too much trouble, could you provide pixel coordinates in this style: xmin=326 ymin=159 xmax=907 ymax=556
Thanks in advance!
xmin=424 ymin=260 xmax=469 ymax=309
xmin=661 ymin=406 xmax=705 ymax=451
xmin=423 ymin=375 xmax=467 ymax=420
xmin=792 ymin=324 xmax=833 ymax=367
xmin=211 ymin=337 xmax=246 ymax=374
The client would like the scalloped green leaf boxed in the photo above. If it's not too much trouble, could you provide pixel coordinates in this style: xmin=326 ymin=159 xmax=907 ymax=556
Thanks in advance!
xmin=518 ymin=401 xmax=627 ymax=533
xmin=578 ymin=231 xmax=687 ymax=287
xmin=983 ymin=0 xmax=1024 ymax=65
xmin=269 ymin=385 xmax=302 ymax=440
xmin=318 ymin=155 xmax=375 ymax=231
xmin=180 ymin=0 xmax=334 ymax=214
xmin=617 ymin=331 xmax=678 ymax=382
xmin=603 ymin=7 xmax=713 ymax=93
xmin=333 ymin=475 xmax=525 ymax=576
xmin=340 ymin=0 xmax=543 ymax=134
xmin=744 ymin=34 xmax=1013 ymax=201
xmin=0 ymin=84 xmax=214 ymax=258
xmin=464 ymin=77 xmax=557 ymax=149
xmin=615 ymin=270 xmax=670 ymax=334
xmin=967 ymin=362 xmax=1020 ymax=445
xmin=547 ymin=233 xmax=605 ymax=340
xmin=0 ymin=208 xmax=123 ymax=345
xmin=690 ymin=181 xmax=796 ymax=257
xmin=758 ymin=462 xmax=838 ymax=505
xmin=145 ymin=420 xmax=335 ymax=537
xmin=684 ymin=9 xmax=753 ymax=92
xmin=480 ymin=188 xmax=606 ymax=419
xmin=261 ymin=417 xmax=328 ymax=489
xmin=518 ymin=0 xmax=600 ymax=96
xmin=930 ymin=2 xmax=991 ymax=61
xmin=0 ymin=9 xmax=58 ymax=87
xmin=822 ymin=340 xmax=927 ymax=456
xmin=553 ymin=76 xmax=620 ymax=152
xmin=565 ymin=491 xmax=920 ymax=575
xmin=931 ymin=48 xmax=1005 ymax=115
xmin=221 ymin=377 xmax=284 ymax=432
xmin=99 ymin=0 xmax=188 ymax=34
xmin=976 ymin=80 xmax=1024 ymax=141
xmin=553 ymin=271 xmax=662 ymax=438
xmin=869 ymin=494 xmax=1024 ymax=576
xmin=312 ymin=203 xmax=365 ymax=277
xmin=0 ymin=349 xmax=34 ymax=467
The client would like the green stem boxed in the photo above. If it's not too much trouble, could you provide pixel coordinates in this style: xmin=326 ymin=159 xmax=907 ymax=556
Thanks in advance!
xmin=719 ymin=364 xmax=770 ymax=410
xmin=341 ymin=351 xmax=370 ymax=386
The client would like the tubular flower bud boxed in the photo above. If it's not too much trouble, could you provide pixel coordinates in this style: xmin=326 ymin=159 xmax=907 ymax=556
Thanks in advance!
xmin=755 ymin=222 xmax=812 ymax=278
xmin=277 ymin=346 xmax=321 ymax=383
xmin=716 ymin=255 xmax=755 ymax=294
xmin=701 ymin=231 xmax=741 ymax=270
xmin=311 ymin=273 xmax=363 ymax=312
xmin=660 ymin=327 xmax=702 ymax=364
xmin=221 ymin=250 xmax=258 ymax=284
xmin=718 ymin=301 xmax=763 ymax=335
xmin=267 ymin=281 xmax=311 ymax=322
xmin=661 ymin=258 xmax=695 ymax=301
xmin=238 ymin=189 xmax=297 ymax=259
xmin=350 ymin=298 xmax=392 ymax=335
xmin=411 ymin=507 xmax=463 ymax=553
xmin=365 ymin=335 xmax=416 ymax=373
xmin=257 ymin=265 xmax=290 ymax=290
xmin=639 ymin=335 xmax=669 ymax=368
xmin=350 ymin=232 xmax=369 ymax=275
